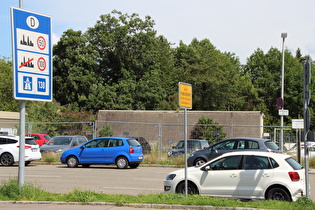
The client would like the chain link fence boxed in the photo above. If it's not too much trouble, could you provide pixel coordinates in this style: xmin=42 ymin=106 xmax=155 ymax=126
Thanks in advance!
xmin=1 ymin=121 xmax=301 ymax=158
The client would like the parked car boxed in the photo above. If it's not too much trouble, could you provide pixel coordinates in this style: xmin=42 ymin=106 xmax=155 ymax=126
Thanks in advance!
xmin=132 ymin=137 xmax=151 ymax=154
xmin=60 ymin=137 xmax=144 ymax=169
xmin=0 ymin=134 xmax=41 ymax=166
xmin=168 ymin=139 xmax=209 ymax=157
xmin=187 ymin=137 xmax=280 ymax=167
xmin=26 ymin=133 xmax=51 ymax=146
xmin=40 ymin=135 xmax=88 ymax=153
xmin=164 ymin=151 xmax=305 ymax=201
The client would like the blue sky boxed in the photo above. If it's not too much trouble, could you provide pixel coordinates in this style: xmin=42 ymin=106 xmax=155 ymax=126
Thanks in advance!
xmin=1 ymin=0 xmax=315 ymax=64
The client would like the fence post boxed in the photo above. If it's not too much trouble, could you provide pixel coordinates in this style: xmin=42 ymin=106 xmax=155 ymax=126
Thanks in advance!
xmin=158 ymin=123 xmax=162 ymax=160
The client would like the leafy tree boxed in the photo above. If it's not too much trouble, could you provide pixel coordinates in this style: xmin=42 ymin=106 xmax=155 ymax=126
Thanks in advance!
xmin=0 ymin=57 xmax=19 ymax=111
xmin=190 ymin=115 xmax=226 ymax=144
xmin=98 ymin=124 xmax=114 ymax=137
xmin=173 ymin=39 xmax=247 ymax=111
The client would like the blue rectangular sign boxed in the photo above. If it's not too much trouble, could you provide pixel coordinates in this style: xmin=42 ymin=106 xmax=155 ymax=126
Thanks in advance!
xmin=11 ymin=7 xmax=52 ymax=101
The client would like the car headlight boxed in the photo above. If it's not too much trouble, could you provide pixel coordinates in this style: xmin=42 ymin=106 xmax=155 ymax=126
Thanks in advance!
xmin=189 ymin=153 xmax=195 ymax=157
xmin=166 ymin=174 xmax=176 ymax=180
xmin=56 ymin=149 xmax=64 ymax=153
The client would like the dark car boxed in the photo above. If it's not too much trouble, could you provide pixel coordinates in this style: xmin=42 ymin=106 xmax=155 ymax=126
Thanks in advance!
xmin=132 ymin=137 xmax=151 ymax=154
xmin=187 ymin=137 xmax=280 ymax=167
xmin=60 ymin=137 xmax=144 ymax=169
xmin=40 ymin=135 xmax=88 ymax=153
xmin=168 ymin=139 xmax=209 ymax=157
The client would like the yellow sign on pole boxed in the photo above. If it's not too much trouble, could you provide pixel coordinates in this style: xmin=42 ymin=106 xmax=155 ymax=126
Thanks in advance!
xmin=179 ymin=82 xmax=192 ymax=109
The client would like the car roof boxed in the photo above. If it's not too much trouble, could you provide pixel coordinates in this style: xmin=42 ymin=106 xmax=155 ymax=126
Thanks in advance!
xmin=92 ymin=136 xmax=131 ymax=140
xmin=223 ymin=137 xmax=271 ymax=141
xmin=179 ymin=139 xmax=208 ymax=142
xmin=217 ymin=150 xmax=290 ymax=158
xmin=0 ymin=135 xmax=34 ymax=140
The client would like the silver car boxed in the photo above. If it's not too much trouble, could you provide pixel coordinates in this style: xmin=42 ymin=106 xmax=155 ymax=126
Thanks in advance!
xmin=40 ymin=135 xmax=88 ymax=153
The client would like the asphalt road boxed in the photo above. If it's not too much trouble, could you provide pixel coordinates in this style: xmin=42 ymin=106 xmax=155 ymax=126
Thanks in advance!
xmin=0 ymin=164 xmax=315 ymax=209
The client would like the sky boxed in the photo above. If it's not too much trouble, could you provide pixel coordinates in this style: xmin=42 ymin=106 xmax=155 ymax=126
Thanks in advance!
xmin=1 ymin=0 xmax=315 ymax=64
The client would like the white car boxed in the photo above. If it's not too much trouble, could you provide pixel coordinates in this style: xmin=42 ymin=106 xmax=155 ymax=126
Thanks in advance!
xmin=164 ymin=151 xmax=306 ymax=201
xmin=0 ymin=134 xmax=41 ymax=166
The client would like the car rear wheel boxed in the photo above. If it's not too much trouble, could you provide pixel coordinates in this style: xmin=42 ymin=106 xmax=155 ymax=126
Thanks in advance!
xmin=0 ymin=153 xmax=14 ymax=166
xmin=266 ymin=187 xmax=292 ymax=202
xmin=129 ymin=163 xmax=139 ymax=168
xmin=194 ymin=158 xmax=206 ymax=167
xmin=25 ymin=161 xmax=31 ymax=166
xmin=116 ymin=156 xmax=128 ymax=169
xmin=176 ymin=181 xmax=199 ymax=195
xmin=66 ymin=156 xmax=79 ymax=168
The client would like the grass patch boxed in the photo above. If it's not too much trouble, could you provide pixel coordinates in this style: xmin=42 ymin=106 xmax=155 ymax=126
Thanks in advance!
xmin=0 ymin=179 xmax=315 ymax=209
xmin=40 ymin=152 xmax=60 ymax=163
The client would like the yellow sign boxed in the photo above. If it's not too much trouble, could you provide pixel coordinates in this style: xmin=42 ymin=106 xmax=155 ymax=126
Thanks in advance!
xmin=179 ymin=82 xmax=192 ymax=109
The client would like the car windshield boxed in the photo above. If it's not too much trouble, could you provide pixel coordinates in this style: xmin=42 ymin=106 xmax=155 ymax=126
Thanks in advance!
xmin=44 ymin=136 xmax=51 ymax=140
xmin=265 ymin=141 xmax=279 ymax=150
xmin=128 ymin=139 xmax=141 ymax=146
xmin=48 ymin=137 xmax=73 ymax=145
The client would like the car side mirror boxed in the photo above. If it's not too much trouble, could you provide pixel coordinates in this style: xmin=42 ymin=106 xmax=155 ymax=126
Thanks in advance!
xmin=201 ymin=165 xmax=211 ymax=171
xmin=80 ymin=145 xmax=85 ymax=149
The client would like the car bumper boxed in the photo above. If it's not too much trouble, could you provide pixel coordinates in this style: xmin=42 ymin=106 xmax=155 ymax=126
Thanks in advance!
xmin=164 ymin=180 xmax=176 ymax=193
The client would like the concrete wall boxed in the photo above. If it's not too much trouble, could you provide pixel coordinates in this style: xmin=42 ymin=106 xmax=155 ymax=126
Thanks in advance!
xmin=0 ymin=111 xmax=20 ymax=135
xmin=97 ymin=110 xmax=264 ymax=146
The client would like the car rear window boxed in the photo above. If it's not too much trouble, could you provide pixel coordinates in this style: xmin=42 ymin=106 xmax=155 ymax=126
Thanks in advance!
xmin=265 ymin=141 xmax=279 ymax=150
xmin=128 ymin=139 xmax=141 ymax=146
xmin=286 ymin=157 xmax=304 ymax=170
xmin=25 ymin=139 xmax=37 ymax=145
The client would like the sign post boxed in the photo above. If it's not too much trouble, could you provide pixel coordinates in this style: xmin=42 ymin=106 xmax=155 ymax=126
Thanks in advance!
xmin=178 ymin=82 xmax=192 ymax=197
xmin=11 ymin=7 xmax=52 ymax=187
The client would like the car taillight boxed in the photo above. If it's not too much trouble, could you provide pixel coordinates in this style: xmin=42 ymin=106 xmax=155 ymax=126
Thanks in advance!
xmin=129 ymin=147 xmax=134 ymax=153
xmin=288 ymin=171 xmax=300 ymax=181
xmin=17 ymin=146 xmax=32 ymax=149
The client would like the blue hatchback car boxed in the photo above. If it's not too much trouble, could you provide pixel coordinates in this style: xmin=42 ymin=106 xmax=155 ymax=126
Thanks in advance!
xmin=60 ymin=137 xmax=144 ymax=169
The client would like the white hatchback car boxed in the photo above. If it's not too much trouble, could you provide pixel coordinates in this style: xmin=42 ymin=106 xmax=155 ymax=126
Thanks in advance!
xmin=164 ymin=151 xmax=305 ymax=202
xmin=0 ymin=135 xmax=42 ymax=166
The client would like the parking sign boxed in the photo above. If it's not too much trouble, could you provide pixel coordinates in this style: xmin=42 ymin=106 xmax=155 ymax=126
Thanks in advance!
xmin=11 ymin=7 xmax=52 ymax=101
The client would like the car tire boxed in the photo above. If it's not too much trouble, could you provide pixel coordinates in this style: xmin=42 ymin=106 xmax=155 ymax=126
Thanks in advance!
xmin=129 ymin=163 xmax=139 ymax=168
xmin=82 ymin=164 xmax=90 ymax=168
xmin=116 ymin=156 xmax=128 ymax=169
xmin=0 ymin=153 xmax=14 ymax=166
xmin=266 ymin=187 xmax=292 ymax=202
xmin=176 ymin=181 xmax=199 ymax=195
xmin=194 ymin=158 xmax=206 ymax=167
xmin=25 ymin=161 xmax=31 ymax=166
xmin=66 ymin=156 xmax=79 ymax=168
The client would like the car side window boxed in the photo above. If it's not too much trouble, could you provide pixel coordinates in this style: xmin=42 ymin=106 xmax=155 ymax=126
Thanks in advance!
xmin=85 ymin=139 xmax=106 ymax=148
xmin=247 ymin=140 xmax=259 ymax=149
xmin=244 ymin=155 xmax=271 ymax=170
xmin=237 ymin=140 xmax=245 ymax=149
xmin=107 ymin=139 xmax=118 ymax=147
xmin=270 ymin=158 xmax=279 ymax=168
xmin=0 ymin=138 xmax=18 ymax=144
xmin=213 ymin=140 xmax=236 ymax=150
xmin=209 ymin=155 xmax=241 ymax=170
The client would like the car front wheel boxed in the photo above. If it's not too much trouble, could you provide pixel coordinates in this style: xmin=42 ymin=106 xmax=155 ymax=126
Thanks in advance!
xmin=266 ymin=187 xmax=292 ymax=202
xmin=0 ymin=153 xmax=14 ymax=166
xmin=194 ymin=158 xmax=206 ymax=167
xmin=176 ymin=181 xmax=199 ymax=195
xmin=116 ymin=156 xmax=128 ymax=169
xmin=66 ymin=156 xmax=79 ymax=168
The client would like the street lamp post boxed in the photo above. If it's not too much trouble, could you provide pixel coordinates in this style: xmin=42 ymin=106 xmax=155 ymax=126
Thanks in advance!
xmin=280 ymin=33 xmax=287 ymax=153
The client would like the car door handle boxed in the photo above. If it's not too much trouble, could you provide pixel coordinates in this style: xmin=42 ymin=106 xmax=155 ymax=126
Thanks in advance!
xmin=230 ymin=174 xmax=237 ymax=178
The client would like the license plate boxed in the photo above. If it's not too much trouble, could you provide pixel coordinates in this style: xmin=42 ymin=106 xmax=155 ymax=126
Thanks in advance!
xmin=138 ymin=156 xmax=143 ymax=160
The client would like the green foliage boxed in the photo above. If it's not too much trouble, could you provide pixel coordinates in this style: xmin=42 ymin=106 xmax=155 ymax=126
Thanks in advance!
xmin=98 ymin=124 xmax=114 ymax=137
xmin=190 ymin=115 xmax=226 ymax=144
xmin=0 ymin=57 xmax=19 ymax=111
xmin=1 ymin=179 xmax=315 ymax=209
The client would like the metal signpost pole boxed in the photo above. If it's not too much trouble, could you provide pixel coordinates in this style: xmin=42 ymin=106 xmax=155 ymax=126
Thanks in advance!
xmin=178 ymin=82 xmax=192 ymax=197
xmin=280 ymin=33 xmax=287 ymax=153
xmin=11 ymin=3 xmax=52 ymax=188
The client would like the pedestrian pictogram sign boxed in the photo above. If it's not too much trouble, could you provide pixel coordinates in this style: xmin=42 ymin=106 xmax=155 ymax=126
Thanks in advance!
xmin=179 ymin=82 xmax=192 ymax=109
xmin=11 ymin=7 xmax=52 ymax=101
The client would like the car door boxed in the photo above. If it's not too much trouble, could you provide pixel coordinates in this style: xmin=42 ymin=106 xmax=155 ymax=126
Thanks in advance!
xmin=237 ymin=155 xmax=274 ymax=197
xmin=199 ymin=155 xmax=242 ymax=196
xmin=207 ymin=139 xmax=237 ymax=160
xmin=102 ymin=139 xmax=123 ymax=163
xmin=79 ymin=139 xmax=108 ymax=163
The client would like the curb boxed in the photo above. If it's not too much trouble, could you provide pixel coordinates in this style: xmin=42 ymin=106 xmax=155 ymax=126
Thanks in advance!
xmin=0 ymin=201 xmax=267 ymax=210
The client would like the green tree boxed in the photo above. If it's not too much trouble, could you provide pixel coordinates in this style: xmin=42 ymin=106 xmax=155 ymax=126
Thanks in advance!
xmin=98 ymin=124 xmax=114 ymax=137
xmin=173 ymin=39 xmax=246 ymax=111
xmin=190 ymin=115 xmax=226 ymax=144
xmin=0 ymin=57 xmax=19 ymax=111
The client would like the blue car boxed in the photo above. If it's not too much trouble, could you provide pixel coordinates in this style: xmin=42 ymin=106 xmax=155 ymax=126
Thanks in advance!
xmin=60 ymin=137 xmax=144 ymax=169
